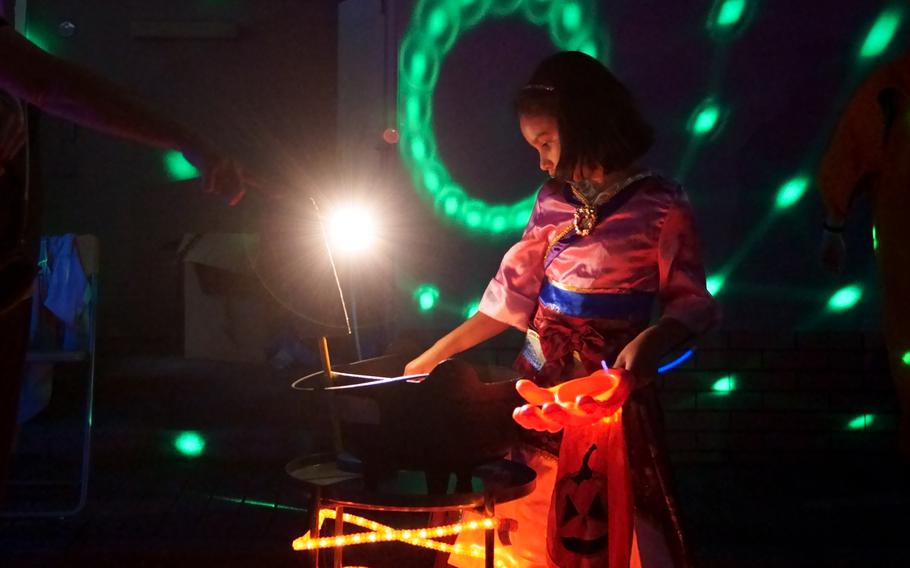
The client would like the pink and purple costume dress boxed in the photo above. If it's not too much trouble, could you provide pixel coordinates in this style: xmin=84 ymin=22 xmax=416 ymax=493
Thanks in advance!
xmin=477 ymin=172 xmax=719 ymax=567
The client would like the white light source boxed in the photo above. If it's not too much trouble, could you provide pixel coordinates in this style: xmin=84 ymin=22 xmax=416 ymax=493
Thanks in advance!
xmin=326 ymin=204 xmax=378 ymax=255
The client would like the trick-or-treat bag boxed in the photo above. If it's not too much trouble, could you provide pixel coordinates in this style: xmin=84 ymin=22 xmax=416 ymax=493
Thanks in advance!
xmin=548 ymin=415 xmax=632 ymax=568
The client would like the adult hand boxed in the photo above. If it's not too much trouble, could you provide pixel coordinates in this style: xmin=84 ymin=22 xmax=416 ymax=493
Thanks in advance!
xmin=512 ymin=367 xmax=633 ymax=433
xmin=180 ymin=137 xmax=258 ymax=206
xmin=0 ymin=96 xmax=26 ymax=177
xmin=820 ymin=229 xmax=846 ymax=274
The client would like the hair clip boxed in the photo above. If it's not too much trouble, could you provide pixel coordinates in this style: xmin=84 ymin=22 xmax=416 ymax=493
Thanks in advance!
xmin=523 ymin=83 xmax=556 ymax=92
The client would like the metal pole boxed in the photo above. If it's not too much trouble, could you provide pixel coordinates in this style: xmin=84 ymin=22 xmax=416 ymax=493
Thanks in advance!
xmin=484 ymin=493 xmax=495 ymax=568
xmin=318 ymin=336 xmax=344 ymax=455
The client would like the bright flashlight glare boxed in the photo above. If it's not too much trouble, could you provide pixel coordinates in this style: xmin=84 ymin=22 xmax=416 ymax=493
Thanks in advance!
xmin=327 ymin=205 xmax=377 ymax=254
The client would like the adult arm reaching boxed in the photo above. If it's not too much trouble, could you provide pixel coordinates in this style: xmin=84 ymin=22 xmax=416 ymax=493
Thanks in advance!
xmin=0 ymin=22 xmax=250 ymax=204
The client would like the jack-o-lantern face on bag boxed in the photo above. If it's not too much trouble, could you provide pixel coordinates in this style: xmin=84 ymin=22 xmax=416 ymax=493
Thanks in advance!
xmin=549 ymin=445 xmax=610 ymax=567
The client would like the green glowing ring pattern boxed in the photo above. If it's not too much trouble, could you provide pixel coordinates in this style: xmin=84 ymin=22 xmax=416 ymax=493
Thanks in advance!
xmin=398 ymin=0 xmax=609 ymax=235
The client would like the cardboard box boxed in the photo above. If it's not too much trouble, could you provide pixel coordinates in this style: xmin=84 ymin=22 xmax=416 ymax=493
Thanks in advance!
xmin=180 ymin=233 xmax=277 ymax=363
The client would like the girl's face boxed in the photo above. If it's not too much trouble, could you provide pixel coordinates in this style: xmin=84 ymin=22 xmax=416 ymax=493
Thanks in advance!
xmin=519 ymin=113 xmax=603 ymax=182
xmin=519 ymin=114 xmax=560 ymax=178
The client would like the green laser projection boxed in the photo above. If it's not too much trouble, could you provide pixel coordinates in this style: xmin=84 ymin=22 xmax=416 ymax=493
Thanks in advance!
xmin=398 ymin=0 xmax=609 ymax=236
xmin=414 ymin=284 xmax=441 ymax=312
xmin=706 ymin=274 xmax=725 ymax=296
xmin=901 ymin=351 xmax=910 ymax=366
xmin=214 ymin=496 xmax=307 ymax=512
xmin=707 ymin=0 xmax=751 ymax=37
xmin=163 ymin=150 xmax=200 ymax=181
xmin=712 ymin=375 xmax=736 ymax=394
xmin=846 ymin=413 xmax=875 ymax=430
xmin=859 ymin=6 xmax=904 ymax=59
xmin=463 ymin=298 xmax=481 ymax=319
xmin=688 ymin=98 xmax=722 ymax=137
xmin=716 ymin=0 xmax=746 ymax=27
xmin=774 ymin=175 xmax=810 ymax=210
xmin=174 ymin=431 xmax=205 ymax=457
xmin=25 ymin=30 xmax=51 ymax=52
xmin=826 ymin=284 xmax=863 ymax=311
xmin=872 ymin=225 xmax=878 ymax=251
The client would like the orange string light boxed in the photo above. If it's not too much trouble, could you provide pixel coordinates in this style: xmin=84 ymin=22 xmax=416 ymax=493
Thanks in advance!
xmin=292 ymin=509 xmax=510 ymax=567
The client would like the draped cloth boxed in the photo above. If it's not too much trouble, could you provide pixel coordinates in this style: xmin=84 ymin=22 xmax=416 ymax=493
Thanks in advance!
xmin=817 ymin=52 xmax=910 ymax=458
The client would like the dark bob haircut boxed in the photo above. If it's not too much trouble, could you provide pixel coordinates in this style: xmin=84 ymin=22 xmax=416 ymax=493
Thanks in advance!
xmin=514 ymin=51 xmax=654 ymax=181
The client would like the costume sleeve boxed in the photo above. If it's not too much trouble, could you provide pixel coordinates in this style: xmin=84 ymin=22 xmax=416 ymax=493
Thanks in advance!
xmin=478 ymin=195 xmax=548 ymax=332
xmin=657 ymin=191 xmax=720 ymax=335
xmin=817 ymin=67 xmax=890 ymax=220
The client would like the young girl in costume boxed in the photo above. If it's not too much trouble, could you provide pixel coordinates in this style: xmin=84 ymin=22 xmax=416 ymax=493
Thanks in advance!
xmin=406 ymin=51 xmax=719 ymax=567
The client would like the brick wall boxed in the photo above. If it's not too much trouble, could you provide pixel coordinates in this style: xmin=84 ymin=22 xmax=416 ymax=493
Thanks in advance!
xmin=470 ymin=329 xmax=899 ymax=464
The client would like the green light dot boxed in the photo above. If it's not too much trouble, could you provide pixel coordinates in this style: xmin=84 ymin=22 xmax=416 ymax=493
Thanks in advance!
xmin=488 ymin=208 xmax=509 ymax=233
xmin=414 ymin=284 xmax=440 ymax=312
xmin=411 ymin=137 xmax=428 ymax=161
xmin=712 ymin=376 xmax=736 ymax=394
xmin=692 ymin=105 xmax=720 ymax=136
xmin=872 ymin=225 xmax=878 ymax=251
xmin=562 ymin=4 xmax=583 ymax=31
xmin=901 ymin=351 xmax=910 ymax=366
xmin=405 ymin=96 xmax=425 ymax=128
xmin=846 ymin=413 xmax=875 ymax=430
xmin=578 ymin=40 xmax=598 ymax=58
xmin=827 ymin=284 xmax=863 ymax=311
xmin=163 ymin=150 xmax=200 ymax=181
xmin=435 ymin=184 xmax=466 ymax=216
xmin=428 ymin=8 xmax=449 ymax=37
xmin=444 ymin=195 xmax=462 ymax=215
xmin=462 ymin=200 xmax=484 ymax=228
xmin=716 ymin=0 xmax=746 ymax=27
xmin=174 ymin=431 xmax=205 ymax=457
xmin=774 ymin=175 xmax=810 ymax=210
xmin=463 ymin=298 xmax=481 ymax=319
xmin=860 ymin=8 xmax=904 ymax=59
xmin=424 ymin=170 xmax=442 ymax=194
xmin=706 ymin=274 xmax=725 ymax=296
xmin=411 ymin=53 xmax=427 ymax=80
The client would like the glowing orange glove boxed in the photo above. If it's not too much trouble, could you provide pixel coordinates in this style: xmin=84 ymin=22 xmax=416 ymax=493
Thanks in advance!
xmin=512 ymin=367 xmax=634 ymax=433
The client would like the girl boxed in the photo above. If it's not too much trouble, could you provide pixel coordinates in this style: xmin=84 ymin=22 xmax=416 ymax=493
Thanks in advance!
xmin=406 ymin=51 xmax=719 ymax=567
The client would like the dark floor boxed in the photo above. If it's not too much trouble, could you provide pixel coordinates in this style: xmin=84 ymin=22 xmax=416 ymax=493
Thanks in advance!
xmin=2 ymin=357 xmax=909 ymax=567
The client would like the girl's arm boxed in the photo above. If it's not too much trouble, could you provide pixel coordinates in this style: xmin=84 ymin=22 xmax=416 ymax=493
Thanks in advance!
xmin=613 ymin=317 xmax=692 ymax=388
xmin=404 ymin=312 xmax=510 ymax=375
xmin=405 ymin=188 xmax=551 ymax=375
xmin=615 ymin=189 xmax=719 ymax=387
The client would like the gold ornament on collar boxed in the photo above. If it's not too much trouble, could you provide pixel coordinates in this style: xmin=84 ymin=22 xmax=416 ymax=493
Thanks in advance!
xmin=568 ymin=183 xmax=597 ymax=237
xmin=573 ymin=204 xmax=597 ymax=236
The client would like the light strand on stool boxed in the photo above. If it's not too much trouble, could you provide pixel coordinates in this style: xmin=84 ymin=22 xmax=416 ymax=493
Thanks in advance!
xmin=292 ymin=509 xmax=508 ymax=567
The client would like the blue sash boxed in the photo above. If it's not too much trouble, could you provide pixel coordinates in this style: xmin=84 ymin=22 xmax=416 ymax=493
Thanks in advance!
xmin=538 ymin=280 xmax=654 ymax=319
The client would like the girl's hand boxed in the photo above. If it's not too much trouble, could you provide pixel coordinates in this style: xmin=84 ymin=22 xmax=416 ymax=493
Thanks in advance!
xmin=404 ymin=348 xmax=442 ymax=376
xmin=613 ymin=327 xmax=664 ymax=390
xmin=512 ymin=368 xmax=633 ymax=432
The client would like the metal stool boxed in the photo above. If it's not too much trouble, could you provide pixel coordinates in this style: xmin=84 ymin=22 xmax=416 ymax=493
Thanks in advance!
xmin=287 ymin=454 xmax=536 ymax=568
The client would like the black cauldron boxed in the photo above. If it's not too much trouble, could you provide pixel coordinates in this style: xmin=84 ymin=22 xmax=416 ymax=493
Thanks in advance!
xmin=297 ymin=355 xmax=522 ymax=490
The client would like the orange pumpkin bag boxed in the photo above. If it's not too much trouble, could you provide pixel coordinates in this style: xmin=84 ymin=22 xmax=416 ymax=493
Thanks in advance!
xmin=548 ymin=416 xmax=633 ymax=568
